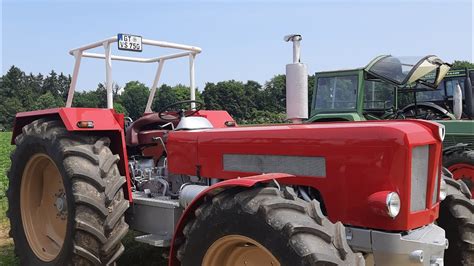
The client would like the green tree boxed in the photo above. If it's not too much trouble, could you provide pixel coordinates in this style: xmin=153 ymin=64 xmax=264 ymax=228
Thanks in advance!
xmin=153 ymin=84 xmax=201 ymax=110
xmin=0 ymin=97 xmax=24 ymax=130
xmin=57 ymin=73 xmax=72 ymax=100
xmin=261 ymin=75 xmax=286 ymax=113
xmin=173 ymin=84 xmax=202 ymax=102
xmin=73 ymin=90 xmax=100 ymax=108
xmin=1 ymin=66 xmax=24 ymax=98
xmin=451 ymin=60 xmax=474 ymax=69
xmin=32 ymin=91 xmax=64 ymax=110
xmin=25 ymin=73 xmax=44 ymax=97
xmin=120 ymin=81 xmax=149 ymax=119
xmin=259 ymin=74 xmax=314 ymax=118
xmin=95 ymin=83 xmax=108 ymax=108
xmin=203 ymin=81 xmax=239 ymax=119
xmin=154 ymin=84 xmax=178 ymax=109
xmin=42 ymin=70 xmax=60 ymax=96
xmin=113 ymin=102 xmax=128 ymax=115
xmin=203 ymin=80 xmax=261 ymax=121
xmin=308 ymin=74 xmax=315 ymax=111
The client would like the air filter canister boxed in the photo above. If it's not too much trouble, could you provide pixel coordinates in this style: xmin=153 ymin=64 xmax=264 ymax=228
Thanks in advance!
xmin=286 ymin=62 xmax=308 ymax=122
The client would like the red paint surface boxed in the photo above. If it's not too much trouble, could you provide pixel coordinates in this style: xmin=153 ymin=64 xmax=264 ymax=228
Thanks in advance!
xmin=167 ymin=120 xmax=442 ymax=231
xmin=13 ymin=108 xmax=445 ymax=265
xmin=368 ymin=191 xmax=396 ymax=217
xmin=12 ymin=108 xmax=133 ymax=201
xmin=448 ymin=163 xmax=474 ymax=194
xmin=168 ymin=173 xmax=294 ymax=266
xmin=195 ymin=110 xmax=236 ymax=128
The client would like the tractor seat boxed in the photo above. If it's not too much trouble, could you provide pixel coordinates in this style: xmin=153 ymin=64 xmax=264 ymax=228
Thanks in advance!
xmin=126 ymin=113 xmax=174 ymax=146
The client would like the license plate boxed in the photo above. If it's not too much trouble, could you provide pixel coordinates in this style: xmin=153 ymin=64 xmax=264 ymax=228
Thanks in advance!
xmin=117 ymin=33 xmax=142 ymax=52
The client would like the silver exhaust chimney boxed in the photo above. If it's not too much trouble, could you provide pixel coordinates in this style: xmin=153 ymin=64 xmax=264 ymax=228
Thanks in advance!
xmin=284 ymin=34 xmax=308 ymax=124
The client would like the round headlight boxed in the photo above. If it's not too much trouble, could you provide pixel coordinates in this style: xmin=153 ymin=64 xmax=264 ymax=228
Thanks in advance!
xmin=386 ymin=192 xmax=401 ymax=218
xmin=439 ymin=179 xmax=447 ymax=201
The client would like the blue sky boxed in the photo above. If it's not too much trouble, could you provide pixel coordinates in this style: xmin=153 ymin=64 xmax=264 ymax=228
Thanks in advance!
xmin=2 ymin=0 xmax=473 ymax=91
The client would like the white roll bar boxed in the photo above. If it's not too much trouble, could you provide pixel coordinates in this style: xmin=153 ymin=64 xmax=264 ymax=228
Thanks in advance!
xmin=65 ymin=35 xmax=202 ymax=111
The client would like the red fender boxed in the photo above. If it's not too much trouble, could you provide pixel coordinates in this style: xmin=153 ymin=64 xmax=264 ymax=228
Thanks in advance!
xmin=168 ymin=173 xmax=295 ymax=266
xmin=11 ymin=107 xmax=133 ymax=201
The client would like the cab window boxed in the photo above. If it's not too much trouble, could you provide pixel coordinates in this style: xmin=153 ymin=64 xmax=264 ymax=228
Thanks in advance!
xmin=314 ymin=75 xmax=358 ymax=111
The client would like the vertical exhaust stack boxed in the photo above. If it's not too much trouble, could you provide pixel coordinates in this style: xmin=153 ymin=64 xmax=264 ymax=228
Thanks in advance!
xmin=284 ymin=34 xmax=308 ymax=124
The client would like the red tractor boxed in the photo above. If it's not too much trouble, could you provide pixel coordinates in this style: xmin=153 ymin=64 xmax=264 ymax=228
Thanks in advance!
xmin=6 ymin=34 xmax=473 ymax=265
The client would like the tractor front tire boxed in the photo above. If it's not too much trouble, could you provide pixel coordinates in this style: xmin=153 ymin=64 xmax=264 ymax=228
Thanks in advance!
xmin=7 ymin=119 xmax=129 ymax=265
xmin=177 ymin=186 xmax=364 ymax=266
xmin=437 ymin=176 xmax=474 ymax=265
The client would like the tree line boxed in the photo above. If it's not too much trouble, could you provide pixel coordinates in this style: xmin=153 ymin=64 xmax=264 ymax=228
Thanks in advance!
xmin=1 ymin=60 xmax=472 ymax=130
xmin=0 ymin=65 xmax=315 ymax=129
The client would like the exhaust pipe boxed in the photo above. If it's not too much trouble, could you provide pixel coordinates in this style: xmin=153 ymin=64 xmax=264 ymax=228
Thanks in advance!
xmin=284 ymin=34 xmax=308 ymax=124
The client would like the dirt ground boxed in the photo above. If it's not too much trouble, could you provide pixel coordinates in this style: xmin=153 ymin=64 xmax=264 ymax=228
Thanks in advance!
xmin=0 ymin=221 xmax=166 ymax=265
xmin=0 ymin=221 xmax=17 ymax=265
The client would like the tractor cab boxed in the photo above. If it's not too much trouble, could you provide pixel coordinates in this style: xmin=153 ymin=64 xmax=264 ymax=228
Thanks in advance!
xmin=397 ymin=68 xmax=474 ymax=120
xmin=308 ymin=55 xmax=452 ymax=122
xmin=365 ymin=55 xmax=450 ymax=89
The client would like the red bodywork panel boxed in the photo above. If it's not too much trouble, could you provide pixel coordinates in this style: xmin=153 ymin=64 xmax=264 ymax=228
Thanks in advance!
xmin=168 ymin=173 xmax=294 ymax=266
xmin=166 ymin=120 xmax=442 ymax=232
xmin=195 ymin=110 xmax=236 ymax=128
xmin=12 ymin=108 xmax=133 ymax=201
xmin=13 ymin=108 xmax=444 ymax=261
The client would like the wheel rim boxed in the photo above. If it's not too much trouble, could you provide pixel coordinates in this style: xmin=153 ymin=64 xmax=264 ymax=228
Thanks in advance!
xmin=203 ymin=235 xmax=280 ymax=266
xmin=448 ymin=163 xmax=474 ymax=195
xmin=20 ymin=153 xmax=67 ymax=262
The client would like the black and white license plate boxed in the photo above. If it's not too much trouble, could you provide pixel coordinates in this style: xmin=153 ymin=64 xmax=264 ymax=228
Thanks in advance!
xmin=117 ymin=33 xmax=142 ymax=52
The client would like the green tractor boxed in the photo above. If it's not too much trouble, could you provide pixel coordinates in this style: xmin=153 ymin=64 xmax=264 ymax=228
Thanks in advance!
xmin=308 ymin=55 xmax=474 ymax=193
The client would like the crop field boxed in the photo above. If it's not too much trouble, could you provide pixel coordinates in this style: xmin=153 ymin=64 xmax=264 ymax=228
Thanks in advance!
xmin=0 ymin=132 xmax=165 ymax=265
xmin=0 ymin=132 xmax=17 ymax=265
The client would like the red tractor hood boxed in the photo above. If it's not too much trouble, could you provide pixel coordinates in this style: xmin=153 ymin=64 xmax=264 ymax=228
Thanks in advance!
xmin=167 ymin=120 xmax=443 ymax=231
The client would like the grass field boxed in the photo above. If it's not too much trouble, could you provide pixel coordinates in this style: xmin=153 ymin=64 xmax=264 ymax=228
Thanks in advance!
xmin=0 ymin=132 xmax=166 ymax=265
xmin=0 ymin=132 xmax=18 ymax=265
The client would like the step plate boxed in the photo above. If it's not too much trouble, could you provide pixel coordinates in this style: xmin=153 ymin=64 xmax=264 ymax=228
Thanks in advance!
xmin=134 ymin=233 xmax=172 ymax=247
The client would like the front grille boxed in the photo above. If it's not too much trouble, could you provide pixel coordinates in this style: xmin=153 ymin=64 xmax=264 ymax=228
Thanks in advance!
xmin=432 ymin=166 xmax=440 ymax=205
xmin=411 ymin=145 xmax=430 ymax=212
xmin=223 ymin=154 xmax=326 ymax=177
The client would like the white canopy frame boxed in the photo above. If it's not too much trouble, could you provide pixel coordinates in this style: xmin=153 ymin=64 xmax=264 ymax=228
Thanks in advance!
xmin=66 ymin=36 xmax=202 ymax=112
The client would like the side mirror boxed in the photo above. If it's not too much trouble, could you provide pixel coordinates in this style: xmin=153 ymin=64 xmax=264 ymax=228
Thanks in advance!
xmin=464 ymin=71 xmax=473 ymax=118
xmin=453 ymin=82 xmax=463 ymax=120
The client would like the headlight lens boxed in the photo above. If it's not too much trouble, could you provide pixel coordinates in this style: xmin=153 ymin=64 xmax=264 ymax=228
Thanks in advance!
xmin=440 ymin=179 xmax=447 ymax=201
xmin=386 ymin=192 xmax=401 ymax=218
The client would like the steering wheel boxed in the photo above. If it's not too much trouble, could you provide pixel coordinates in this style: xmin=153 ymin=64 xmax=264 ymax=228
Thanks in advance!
xmin=157 ymin=100 xmax=203 ymax=122
xmin=399 ymin=104 xmax=453 ymax=120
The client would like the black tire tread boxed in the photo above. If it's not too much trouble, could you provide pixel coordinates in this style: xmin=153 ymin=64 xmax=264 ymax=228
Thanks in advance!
xmin=7 ymin=119 xmax=128 ymax=265
xmin=438 ymin=175 xmax=474 ymax=265
xmin=73 ymin=245 xmax=101 ymax=265
xmin=177 ymin=186 xmax=364 ymax=265
xmin=443 ymin=149 xmax=474 ymax=196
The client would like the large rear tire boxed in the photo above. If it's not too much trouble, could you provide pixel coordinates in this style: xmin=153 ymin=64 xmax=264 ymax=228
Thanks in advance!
xmin=7 ymin=119 xmax=129 ymax=265
xmin=437 ymin=176 xmax=474 ymax=265
xmin=177 ymin=186 xmax=364 ymax=265
xmin=444 ymin=149 xmax=474 ymax=195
